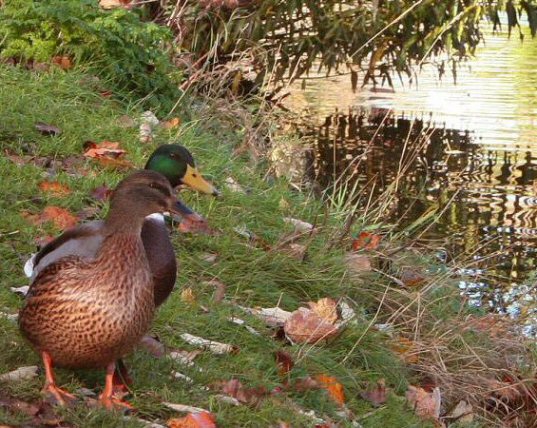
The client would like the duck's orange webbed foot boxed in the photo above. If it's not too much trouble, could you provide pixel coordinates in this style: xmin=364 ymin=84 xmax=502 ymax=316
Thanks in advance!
xmin=100 ymin=362 xmax=135 ymax=412
xmin=41 ymin=351 xmax=77 ymax=406
xmin=112 ymin=359 xmax=132 ymax=398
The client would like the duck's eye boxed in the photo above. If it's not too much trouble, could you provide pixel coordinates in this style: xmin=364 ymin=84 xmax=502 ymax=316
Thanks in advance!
xmin=192 ymin=173 xmax=198 ymax=178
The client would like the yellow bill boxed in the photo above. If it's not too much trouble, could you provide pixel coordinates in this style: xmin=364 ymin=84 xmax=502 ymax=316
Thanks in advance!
xmin=182 ymin=164 xmax=220 ymax=196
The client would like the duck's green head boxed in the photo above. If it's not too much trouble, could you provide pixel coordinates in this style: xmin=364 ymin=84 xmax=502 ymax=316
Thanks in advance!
xmin=145 ymin=144 xmax=219 ymax=196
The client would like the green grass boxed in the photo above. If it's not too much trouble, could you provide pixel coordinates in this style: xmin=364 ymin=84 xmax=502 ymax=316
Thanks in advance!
xmin=0 ymin=64 xmax=525 ymax=427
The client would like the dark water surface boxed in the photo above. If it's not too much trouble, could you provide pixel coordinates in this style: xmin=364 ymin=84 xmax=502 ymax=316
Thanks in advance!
xmin=287 ymin=29 xmax=537 ymax=332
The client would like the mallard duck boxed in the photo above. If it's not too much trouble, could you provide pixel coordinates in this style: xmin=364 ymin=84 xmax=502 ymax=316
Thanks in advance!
xmin=28 ymin=144 xmax=218 ymax=307
xmin=19 ymin=170 xmax=177 ymax=409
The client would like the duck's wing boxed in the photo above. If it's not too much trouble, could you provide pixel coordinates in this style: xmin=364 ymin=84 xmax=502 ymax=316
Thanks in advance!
xmin=28 ymin=221 xmax=105 ymax=280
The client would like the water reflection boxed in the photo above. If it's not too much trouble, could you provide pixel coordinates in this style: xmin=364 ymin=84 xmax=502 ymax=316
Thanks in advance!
xmin=301 ymin=110 xmax=537 ymax=333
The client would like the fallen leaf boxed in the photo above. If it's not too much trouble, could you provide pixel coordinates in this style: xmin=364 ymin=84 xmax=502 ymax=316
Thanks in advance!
xmin=445 ymin=400 xmax=474 ymax=423
xmin=51 ymin=55 xmax=72 ymax=70
xmin=344 ymin=253 xmax=373 ymax=275
xmin=352 ymin=232 xmax=382 ymax=251
xmin=167 ymin=412 xmax=217 ymax=428
xmin=390 ymin=337 xmax=419 ymax=364
xmin=406 ymin=386 xmax=441 ymax=422
xmin=202 ymin=278 xmax=226 ymax=303
xmin=225 ymin=177 xmax=245 ymax=193
xmin=23 ymin=206 xmax=78 ymax=231
xmin=283 ymin=217 xmax=314 ymax=233
xmin=100 ymin=90 xmax=113 ymax=98
xmin=90 ymin=185 xmax=112 ymax=201
xmin=83 ymin=141 xmax=126 ymax=159
xmin=161 ymin=117 xmax=181 ymax=129
xmin=95 ymin=156 xmax=134 ymax=170
xmin=117 ymin=114 xmax=136 ymax=128
xmin=220 ymin=379 xmax=267 ymax=406
xmin=284 ymin=307 xmax=340 ymax=344
xmin=99 ymin=0 xmax=133 ymax=9
xmin=200 ymin=253 xmax=218 ymax=264
xmin=0 ymin=366 xmax=39 ymax=382
xmin=39 ymin=181 xmax=71 ymax=196
xmin=275 ymin=350 xmax=294 ymax=378
xmin=360 ymin=379 xmax=389 ymax=407
xmin=35 ymin=122 xmax=61 ymax=136
xmin=399 ymin=268 xmax=426 ymax=287
xmin=308 ymin=298 xmax=339 ymax=324
xmin=292 ymin=376 xmax=320 ymax=392
xmin=181 ymin=288 xmax=196 ymax=304
xmin=163 ymin=402 xmax=207 ymax=414
xmin=139 ymin=336 xmax=166 ymax=358
xmin=315 ymin=374 xmax=345 ymax=406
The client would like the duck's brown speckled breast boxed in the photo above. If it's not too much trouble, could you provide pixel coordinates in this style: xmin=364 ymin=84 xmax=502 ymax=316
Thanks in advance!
xmin=19 ymin=235 xmax=155 ymax=369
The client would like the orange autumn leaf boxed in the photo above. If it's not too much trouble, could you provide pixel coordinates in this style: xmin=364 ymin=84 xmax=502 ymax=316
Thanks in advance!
xmin=167 ymin=412 xmax=217 ymax=428
xmin=390 ymin=337 xmax=419 ymax=364
xmin=275 ymin=350 xmax=294 ymax=378
xmin=315 ymin=374 xmax=345 ymax=406
xmin=95 ymin=156 xmax=134 ymax=171
xmin=162 ymin=117 xmax=181 ymax=129
xmin=307 ymin=297 xmax=339 ymax=324
xmin=352 ymin=232 xmax=382 ymax=251
xmin=399 ymin=268 xmax=427 ymax=287
xmin=23 ymin=206 xmax=78 ymax=231
xmin=83 ymin=141 xmax=126 ymax=159
xmin=52 ymin=56 xmax=72 ymax=70
xmin=284 ymin=307 xmax=340 ymax=344
xmin=406 ymin=386 xmax=441 ymax=423
xmin=38 ymin=181 xmax=71 ymax=196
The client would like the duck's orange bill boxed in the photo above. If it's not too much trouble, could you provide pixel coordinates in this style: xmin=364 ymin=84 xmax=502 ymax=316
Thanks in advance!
xmin=182 ymin=165 xmax=220 ymax=196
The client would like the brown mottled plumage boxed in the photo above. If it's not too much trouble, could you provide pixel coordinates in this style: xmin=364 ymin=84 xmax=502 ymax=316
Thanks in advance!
xmin=19 ymin=170 xmax=176 ymax=409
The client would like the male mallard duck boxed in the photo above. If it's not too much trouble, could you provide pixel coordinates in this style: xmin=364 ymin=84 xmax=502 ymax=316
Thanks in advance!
xmin=19 ymin=170 xmax=177 ymax=409
xmin=28 ymin=144 xmax=218 ymax=307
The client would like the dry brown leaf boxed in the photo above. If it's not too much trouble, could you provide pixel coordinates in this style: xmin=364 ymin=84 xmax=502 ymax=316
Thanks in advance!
xmin=239 ymin=306 xmax=292 ymax=327
xmin=139 ymin=335 xmax=166 ymax=358
xmin=83 ymin=141 xmax=125 ymax=159
xmin=445 ymin=400 xmax=474 ymax=424
xmin=284 ymin=307 xmax=340 ymax=344
xmin=90 ymin=185 xmax=112 ymax=201
xmin=35 ymin=122 xmax=61 ymax=136
xmin=406 ymin=386 xmax=441 ymax=422
xmin=390 ymin=337 xmax=419 ymax=364
xmin=275 ymin=350 xmax=294 ymax=378
xmin=220 ymin=379 xmax=267 ymax=406
xmin=180 ymin=333 xmax=238 ymax=354
xmin=167 ymin=412 xmax=217 ymax=428
xmin=308 ymin=298 xmax=339 ymax=324
xmin=202 ymin=278 xmax=226 ymax=303
xmin=23 ymin=206 xmax=78 ymax=231
xmin=51 ymin=55 xmax=72 ymax=70
xmin=352 ymin=232 xmax=382 ymax=251
xmin=360 ymin=379 xmax=389 ymax=407
xmin=344 ymin=253 xmax=373 ymax=275
xmin=99 ymin=0 xmax=133 ymax=9
xmin=38 ymin=181 xmax=71 ymax=196
xmin=181 ymin=288 xmax=196 ymax=304
xmin=315 ymin=374 xmax=345 ymax=406
xmin=399 ymin=268 xmax=427 ymax=287
xmin=161 ymin=117 xmax=181 ymax=129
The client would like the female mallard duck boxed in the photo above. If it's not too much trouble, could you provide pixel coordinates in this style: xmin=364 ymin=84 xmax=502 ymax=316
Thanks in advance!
xmin=19 ymin=170 xmax=177 ymax=409
xmin=28 ymin=144 xmax=218 ymax=307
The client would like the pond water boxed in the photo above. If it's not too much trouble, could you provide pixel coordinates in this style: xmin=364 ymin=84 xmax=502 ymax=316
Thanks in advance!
xmin=285 ymin=27 xmax=537 ymax=333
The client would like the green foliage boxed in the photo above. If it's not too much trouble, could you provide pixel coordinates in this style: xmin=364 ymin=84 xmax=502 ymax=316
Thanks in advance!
xmin=0 ymin=0 xmax=181 ymax=112
xmin=152 ymin=0 xmax=536 ymax=88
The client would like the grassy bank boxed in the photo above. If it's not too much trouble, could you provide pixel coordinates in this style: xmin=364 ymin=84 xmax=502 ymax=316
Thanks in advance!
xmin=0 ymin=65 xmax=534 ymax=427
